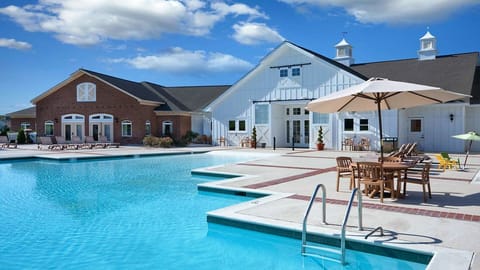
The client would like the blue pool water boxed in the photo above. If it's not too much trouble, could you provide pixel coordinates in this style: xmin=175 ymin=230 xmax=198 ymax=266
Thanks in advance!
xmin=0 ymin=152 xmax=428 ymax=269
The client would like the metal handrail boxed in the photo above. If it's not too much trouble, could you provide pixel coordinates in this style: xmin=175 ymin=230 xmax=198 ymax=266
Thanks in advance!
xmin=340 ymin=188 xmax=363 ymax=265
xmin=301 ymin=184 xmax=327 ymax=254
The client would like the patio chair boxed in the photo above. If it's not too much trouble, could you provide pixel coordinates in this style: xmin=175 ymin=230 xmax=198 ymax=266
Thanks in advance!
xmin=359 ymin=137 xmax=370 ymax=151
xmin=400 ymin=162 xmax=431 ymax=202
xmin=356 ymin=162 xmax=394 ymax=203
xmin=55 ymin=136 xmax=78 ymax=150
xmin=0 ymin=135 xmax=17 ymax=149
xmin=440 ymin=152 xmax=460 ymax=170
xmin=387 ymin=143 xmax=407 ymax=157
xmin=37 ymin=136 xmax=63 ymax=150
xmin=99 ymin=136 xmax=120 ymax=148
xmin=335 ymin=157 xmax=355 ymax=191
xmin=85 ymin=136 xmax=101 ymax=149
xmin=434 ymin=154 xmax=454 ymax=171
xmin=342 ymin=137 xmax=354 ymax=151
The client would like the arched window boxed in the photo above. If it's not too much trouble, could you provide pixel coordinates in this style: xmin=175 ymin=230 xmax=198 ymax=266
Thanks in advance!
xmin=122 ymin=120 xmax=132 ymax=137
xmin=77 ymin=82 xmax=96 ymax=102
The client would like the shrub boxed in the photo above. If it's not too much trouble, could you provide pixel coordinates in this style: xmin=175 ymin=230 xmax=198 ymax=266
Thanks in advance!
xmin=143 ymin=135 xmax=173 ymax=148
xmin=17 ymin=129 xmax=26 ymax=144
xmin=182 ymin=130 xmax=199 ymax=144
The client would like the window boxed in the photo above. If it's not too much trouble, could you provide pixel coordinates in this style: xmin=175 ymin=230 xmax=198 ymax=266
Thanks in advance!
xmin=337 ymin=48 xmax=346 ymax=57
xmin=359 ymin=119 xmax=369 ymax=131
xmin=410 ymin=119 xmax=422 ymax=132
xmin=228 ymin=120 xmax=247 ymax=132
xmin=313 ymin=113 xmax=329 ymax=124
xmin=304 ymin=109 xmax=309 ymax=115
xmin=229 ymin=120 xmax=236 ymax=131
xmin=77 ymin=82 xmax=96 ymax=102
xmin=286 ymin=108 xmax=290 ymax=115
xmin=255 ymin=104 xmax=269 ymax=124
xmin=293 ymin=108 xmax=301 ymax=115
xmin=344 ymin=118 xmax=354 ymax=131
xmin=121 ymin=120 xmax=132 ymax=137
xmin=422 ymin=40 xmax=433 ymax=50
xmin=162 ymin=121 xmax=172 ymax=136
xmin=292 ymin=68 xmax=300 ymax=76
xmin=145 ymin=120 xmax=151 ymax=136
xmin=280 ymin=69 xmax=288 ymax=77
xmin=239 ymin=120 xmax=246 ymax=131
xmin=45 ymin=121 xmax=54 ymax=136
xmin=20 ymin=122 xmax=30 ymax=130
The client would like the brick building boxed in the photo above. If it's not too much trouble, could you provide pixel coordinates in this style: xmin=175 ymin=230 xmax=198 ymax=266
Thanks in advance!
xmin=24 ymin=69 xmax=229 ymax=145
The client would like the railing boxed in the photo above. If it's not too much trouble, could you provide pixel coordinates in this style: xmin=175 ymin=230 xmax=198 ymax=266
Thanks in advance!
xmin=301 ymin=184 xmax=327 ymax=254
xmin=301 ymin=186 xmax=363 ymax=265
xmin=340 ymin=188 xmax=363 ymax=264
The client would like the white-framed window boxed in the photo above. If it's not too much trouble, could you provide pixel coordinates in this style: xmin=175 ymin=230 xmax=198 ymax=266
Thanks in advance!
xmin=121 ymin=120 xmax=132 ymax=137
xmin=313 ymin=113 xmax=329 ymax=124
xmin=162 ymin=121 xmax=172 ymax=136
xmin=145 ymin=120 xmax=151 ymax=136
xmin=292 ymin=67 xmax=300 ymax=76
xmin=255 ymin=104 xmax=269 ymax=124
xmin=344 ymin=118 xmax=354 ymax=131
xmin=228 ymin=120 xmax=247 ymax=132
xmin=63 ymin=114 xmax=85 ymax=122
xmin=20 ymin=122 xmax=30 ymax=130
xmin=280 ymin=69 xmax=288 ymax=77
xmin=77 ymin=82 xmax=96 ymax=102
xmin=292 ymin=108 xmax=301 ymax=115
xmin=359 ymin=119 xmax=369 ymax=131
xmin=44 ymin=121 xmax=54 ymax=136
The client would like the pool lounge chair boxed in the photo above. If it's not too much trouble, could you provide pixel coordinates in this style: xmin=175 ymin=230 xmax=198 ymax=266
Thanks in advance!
xmin=99 ymin=136 xmax=120 ymax=148
xmin=85 ymin=136 xmax=102 ymax=148
xmin=37 ymin=136 xmax=63 ymax=150
xmin=55 ymin=136 xmax=78 ymax=150
xmin=0 ymin=135 xmax=17 ymax=149
xmin=440 ymin=152 xmax=460 ymax=170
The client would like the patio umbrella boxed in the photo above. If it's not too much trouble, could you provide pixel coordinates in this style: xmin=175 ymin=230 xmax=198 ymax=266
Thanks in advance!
xmin=452 ymin=131 xmax=480 ymax=168
xmin=306 ymin=77 xmax=470 ymax=160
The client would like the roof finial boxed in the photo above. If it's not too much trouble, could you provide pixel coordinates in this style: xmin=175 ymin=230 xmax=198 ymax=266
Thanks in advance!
xmin=342 ymin=31 xmax=348 ymax=38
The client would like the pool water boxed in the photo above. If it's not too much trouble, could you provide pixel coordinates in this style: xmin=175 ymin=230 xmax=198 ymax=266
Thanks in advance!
xmin=0 ymin=152 xmax=428 ymax=269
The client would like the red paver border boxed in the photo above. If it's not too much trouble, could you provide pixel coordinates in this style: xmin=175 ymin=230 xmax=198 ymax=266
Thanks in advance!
xmin=236 ymin=163 xmax=480 ymax=223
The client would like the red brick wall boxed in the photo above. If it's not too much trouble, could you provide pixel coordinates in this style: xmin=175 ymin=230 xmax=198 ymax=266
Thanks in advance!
xmin=155 ymin=115 xmax=192 ymax=141
xmin=35 ymin=73 xmax=189 ymax=144
xmin=8 ymin=118 xmax=36 ymax=132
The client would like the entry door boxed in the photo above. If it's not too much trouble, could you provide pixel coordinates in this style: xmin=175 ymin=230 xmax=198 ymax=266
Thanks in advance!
xmin=408 ymin=117 xmax=424 ymax=150
xmin=64 ymin=124 xmax=83 ymax=141
xmin=92 ymin=124 xmax=100 ymax=140
xmin=289 ymin=119 xmax=309 ymax=147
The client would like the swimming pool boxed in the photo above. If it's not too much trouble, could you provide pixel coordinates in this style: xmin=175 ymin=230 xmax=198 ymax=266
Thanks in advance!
xmin=0 ymin=152 xmax=428 ymax=269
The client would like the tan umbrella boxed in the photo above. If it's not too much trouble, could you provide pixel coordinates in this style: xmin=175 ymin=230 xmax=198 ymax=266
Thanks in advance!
xmin=306 ymin=77 xmax=470 ymax=160
xmin=452 ymin=131 xmax=480 ymax=168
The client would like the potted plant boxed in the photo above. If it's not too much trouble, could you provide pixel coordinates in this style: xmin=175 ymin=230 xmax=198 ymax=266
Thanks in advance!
xmin=251 ymin=126 xmax=257 ymax=148
xmin=316 ymin=127 xmax=324 ymax=150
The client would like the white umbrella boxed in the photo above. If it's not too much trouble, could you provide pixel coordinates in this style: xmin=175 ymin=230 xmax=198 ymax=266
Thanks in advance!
xmin=452 ymin=131 xmax=480 ymax=168
xmin=306 ymin=77 xmax=470 ymax=160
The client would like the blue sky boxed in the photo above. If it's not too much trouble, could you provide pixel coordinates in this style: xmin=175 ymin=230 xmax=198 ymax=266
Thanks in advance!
xmin=1 ymin=0 xmax=479 ymax=115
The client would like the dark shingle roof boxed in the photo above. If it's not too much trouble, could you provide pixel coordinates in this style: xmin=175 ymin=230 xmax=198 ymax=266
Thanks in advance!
xmin=350 ymin=53 xmax=479 ymax=99
xmin=81 ymin=69 xmax=164 ymax=103
xmin=6 ymin=106 xmax=36 ymax=118
xmin=144 ymin=83 xmax=230 ymax=112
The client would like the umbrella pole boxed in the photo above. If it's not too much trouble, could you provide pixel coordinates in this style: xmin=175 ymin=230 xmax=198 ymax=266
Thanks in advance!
xmin=377 ymin=99 xmax=384 ymax=162
xmin=464 ymin=140 xmax=473 ymax=169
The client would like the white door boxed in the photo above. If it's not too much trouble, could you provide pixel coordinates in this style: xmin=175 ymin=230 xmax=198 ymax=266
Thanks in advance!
xmin=407 ymin=117 xmax=424 ymax=150
xmin=62 ymin=114 xmax=85 ymax=141
xmin=286 ymin=106 xmax=309 ymax=148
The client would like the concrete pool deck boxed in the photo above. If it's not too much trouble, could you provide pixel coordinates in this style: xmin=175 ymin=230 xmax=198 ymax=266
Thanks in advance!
xmin=1 ymin=145 xmax=479 ymax=269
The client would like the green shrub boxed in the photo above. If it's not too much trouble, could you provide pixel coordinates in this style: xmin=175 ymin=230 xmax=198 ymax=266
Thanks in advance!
xmin=17 ymin=129 xmax=26 ymax=144
xmin=143 ymin=135 xmax=173 ymax=148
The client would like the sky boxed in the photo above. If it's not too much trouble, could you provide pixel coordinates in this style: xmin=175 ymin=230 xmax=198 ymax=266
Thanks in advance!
xmin=1 ymin=0 xmax=479 ymax=115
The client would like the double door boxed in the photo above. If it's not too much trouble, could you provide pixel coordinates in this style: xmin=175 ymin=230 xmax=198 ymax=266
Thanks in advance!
xmin=286 ymin=106 xmax=309 ymax=148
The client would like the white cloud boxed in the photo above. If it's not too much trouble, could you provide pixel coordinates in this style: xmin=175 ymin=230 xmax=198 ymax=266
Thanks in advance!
xmin=0 ymin=1 xmax=268 ymax=46
xmin=278 ymin=0 xmax=479 ymax=24
xmin=0 ymin=38 xmax=32 ymax=50
xmin=233 ymin=22 xmax=285 ymax=45
xmin=110 ymin=47 xmax=253 ymax=74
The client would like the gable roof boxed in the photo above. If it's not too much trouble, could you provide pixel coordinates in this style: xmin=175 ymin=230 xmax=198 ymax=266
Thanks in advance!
xmin=350 ymin=52 xmax=479 ymax=99
xmin=6 ymin=106 xmax=36 ymax=118
xmin=144 ymin=83 xmax=230 ymax=112
xmin=81 ymin=69 xmax=164 ymax=103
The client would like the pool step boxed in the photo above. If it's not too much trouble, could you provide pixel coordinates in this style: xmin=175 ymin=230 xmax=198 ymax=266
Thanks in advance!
xmin=302 ymin=244 xmax=342 ymax=263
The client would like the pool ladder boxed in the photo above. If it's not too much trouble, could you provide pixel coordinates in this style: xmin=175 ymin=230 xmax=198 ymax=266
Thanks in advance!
xmin=301 ymin=185 xmax=363 ymax=265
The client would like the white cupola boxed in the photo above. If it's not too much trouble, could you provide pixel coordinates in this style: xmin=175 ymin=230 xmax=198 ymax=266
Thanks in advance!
xmin=334 ymin=38 xmax=354 ymax=66
xmin=418 ymin=30 xmax=437 ymax=61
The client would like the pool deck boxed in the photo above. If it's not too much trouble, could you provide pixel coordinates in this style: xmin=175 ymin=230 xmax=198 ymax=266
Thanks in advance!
xmin=1 ymin=145 xmax=479 ymax=269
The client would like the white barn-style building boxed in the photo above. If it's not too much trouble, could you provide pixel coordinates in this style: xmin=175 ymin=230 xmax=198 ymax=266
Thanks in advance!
xmin=205 ymin=31 xmax=480 ymax=153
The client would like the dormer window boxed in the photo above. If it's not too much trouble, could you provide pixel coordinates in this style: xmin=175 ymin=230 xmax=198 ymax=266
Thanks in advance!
xmin=77 ymin=82 xmax=96 ymax=102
